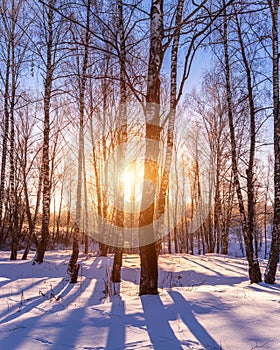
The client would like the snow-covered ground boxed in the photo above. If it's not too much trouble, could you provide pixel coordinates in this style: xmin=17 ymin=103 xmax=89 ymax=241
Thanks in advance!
xmin=0 ymin=251 xmax=279 ymax=350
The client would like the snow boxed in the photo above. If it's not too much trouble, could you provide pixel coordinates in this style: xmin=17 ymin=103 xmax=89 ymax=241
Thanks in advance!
xmin=0 ymin=251 xmax=279 ymax=350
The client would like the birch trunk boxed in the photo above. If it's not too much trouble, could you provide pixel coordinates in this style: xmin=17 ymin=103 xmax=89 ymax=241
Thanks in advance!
xmin=139 ymin=0 xmax=163 ymax=296
xmin=22 ymin=163 xmax=42 ymax=260
xmin=265 ymin=0 xmax=280 ymax=284
xmin=156 ymin=0 xmax=184 ymax=224
xmin=235 ymin=7 xmax=262 ymax=281
xmin=0 ymin=41 xmax=10 ymax=244
xmin=9 ymin=7 xmax=19 ymax=260
xmin=34 ymin=0 xmax=55 ymax=264
xmin=111 ymin=0 xmax=127 ymax=284
xmin=68 ymin=0 xmax=91 ymax=283
xmin=223 ymin=1 xmax=261 ymax=283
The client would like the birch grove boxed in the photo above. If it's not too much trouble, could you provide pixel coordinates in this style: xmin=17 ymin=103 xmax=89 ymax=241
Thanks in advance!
xmin=0 ymin=0 xmax=278 ymax=292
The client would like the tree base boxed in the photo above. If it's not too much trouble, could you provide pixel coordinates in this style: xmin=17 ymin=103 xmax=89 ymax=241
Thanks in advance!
xmin=139 ymin=242 xmax=158 ymax=295
xmin=249 ymin=262 xmax=262 ymax=284
xmin=70 ymin=264 xmax=80 ymax=283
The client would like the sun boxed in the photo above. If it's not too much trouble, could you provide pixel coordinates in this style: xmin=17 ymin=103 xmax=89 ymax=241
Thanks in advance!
xmin=119 ymin=161 xmax=144 ymax=204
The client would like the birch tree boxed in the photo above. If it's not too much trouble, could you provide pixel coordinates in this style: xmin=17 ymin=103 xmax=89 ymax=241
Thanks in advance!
xmin=111 ymin=0 xmax=128 ymax=284
xmin=188 ymin=70 xmax=232 ymax=254
xmin=139 ymin=0 xmax=232 ymax=294
xmin=139 ymin=0 xmax=164 ymax=296
xmin=34 ymin=0 xmax=68 ymax=263
xmin=0 ymin=0 xmax=31 ymax=258
xmin=265 ymin=0 xmax=280 ymax=284
xmin=222 ymin=0 xmax=262 ymax=283
xmin=20 ymin=104 xmax=43 ymax=260
xmin=67 ymin=0 xmax=91 ymax=283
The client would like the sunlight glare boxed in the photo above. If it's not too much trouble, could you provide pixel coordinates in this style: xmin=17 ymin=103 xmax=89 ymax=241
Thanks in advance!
xmin=119 ymin=161 xmax=144 ymax=204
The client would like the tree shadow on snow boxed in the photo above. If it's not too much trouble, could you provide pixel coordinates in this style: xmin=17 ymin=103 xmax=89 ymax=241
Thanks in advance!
xmin=0 ymin=256 xmax=112 ymax=350
xmin=247 ymin=281 xmax=280 ymax=297
xmin=140 ymin=294 xmax=184 ymax=350
xmin=105 ymin=298 xmax=125 ymax=349
xmin=48 ymin=256 xmax=114 ymax=349
xmin=158 ymin=269 xmax=246 ymax=290
xmin=168 ymin=290 xmax=222 ymax=350
xmin=121 ymin=260 xmax=247 ymax=290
